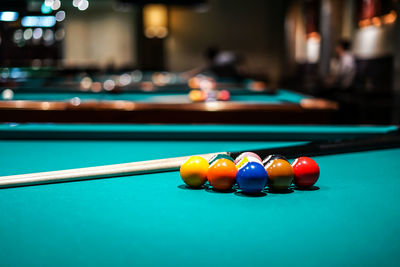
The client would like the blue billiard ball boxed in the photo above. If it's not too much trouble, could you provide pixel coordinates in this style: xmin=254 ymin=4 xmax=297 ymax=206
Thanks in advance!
xmin=236 ymin=162 xmax=268 ymax=194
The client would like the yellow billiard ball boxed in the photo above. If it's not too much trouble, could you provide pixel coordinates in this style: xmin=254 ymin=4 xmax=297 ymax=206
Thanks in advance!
xmin=188 ymin=90 xmax=206 ymax=102
xmin=180 ymin=156 xmax=209 ymax=188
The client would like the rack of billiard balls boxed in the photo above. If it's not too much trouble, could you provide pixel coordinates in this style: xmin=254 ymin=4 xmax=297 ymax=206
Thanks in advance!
xmin=188 ymin=89 xmax=231 ymax=102
xmin=180 ymin=152 xmax=320 ymax=194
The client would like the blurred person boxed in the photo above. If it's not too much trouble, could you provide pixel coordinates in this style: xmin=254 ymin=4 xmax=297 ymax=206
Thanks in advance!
xmin=325 ymin=39 xmax=356 ymax=91
xmin=206 ymin=46 xmax=242 ymax=79
xmin=183 ymin=46 xmax=242 ymax=80
xmin=183 ymin=46 xmax=269 ymax=86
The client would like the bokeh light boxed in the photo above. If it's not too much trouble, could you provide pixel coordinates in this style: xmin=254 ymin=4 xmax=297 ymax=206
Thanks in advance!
xmin=55 ymin=11 xmax=65 ymax=22
xmin=131 ymin=70 xmax=143 ymax=83
xmin=33 ymin=28 xmax=43 ymax=40
xmin=91 ymin=82 xmax=102 ymax=93
xmin=78 ymin=0 xmax=89 ymax=11
xmin=80 ymin=77 xmax=92 ymax=91
xmin=118 ymin=73 xmax=132 ymax=86
xmin=55 ymin=29 xmax=65 ymax=41
xmin=51 ymin=0 xmax=61 ymax=10
xmin=103 ymin=79 xmax=116 ymax=91
xmin=2 ymin=89 xmax=14 ymax=100
xmin=23 ymin=28 xmax=33 ymax=40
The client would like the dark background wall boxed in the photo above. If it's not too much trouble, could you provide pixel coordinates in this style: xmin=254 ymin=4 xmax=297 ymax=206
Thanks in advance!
xmin=166 ymin=0 xmax=288 ymax=84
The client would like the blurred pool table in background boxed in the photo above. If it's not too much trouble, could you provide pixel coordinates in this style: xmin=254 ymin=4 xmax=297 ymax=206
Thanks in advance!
xmin=0 ymin=123 xmax=399 ymax=266
xmin=0 ymin=68 xmax=338 ymax=124
xmin=0 ymin=88 xmax=337 ymax=124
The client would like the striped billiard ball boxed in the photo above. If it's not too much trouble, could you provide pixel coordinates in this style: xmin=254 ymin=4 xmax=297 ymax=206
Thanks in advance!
xmin=234 ymin=152 xmax=262 ymax=165
xmin=209 ymin=154 xmax=234 ymax=165
xmin=262 ymin=154 xmax=288 ymax=166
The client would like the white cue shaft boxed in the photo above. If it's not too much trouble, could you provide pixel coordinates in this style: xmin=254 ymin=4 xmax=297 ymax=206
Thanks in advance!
xmin=0 ymin=152 xmax=226 ymax=188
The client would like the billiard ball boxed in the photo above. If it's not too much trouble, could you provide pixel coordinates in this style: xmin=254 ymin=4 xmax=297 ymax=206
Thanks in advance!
xmin=189 ymin=90 xmax=200 ymax=102
xmin=262 ymin=154 xmax=288 ymax=166
xmin=236 ymin=162 xmax=268 ymax=194
xmin=236 ymin=156 xmax=263 ymax=170
xmin=292 ymin=157 xmax=320 ymax=188
xmin=207 ymin=159 xmax=237 ymax=191
xmin=209 ymin=154 xmax=234 ymax=165
xmin=180 ymin=156 xmax=209 ymax=188
xmin=189 ymin=90 xmax=206 ymax=102
xmin=217 ymin=90 xmax=230 ymax=101
xmin=265 ymin=159 xmax=294 ymax=191
xmin=206 ymin=90 xmax=218 ymax=101
xmin=188 ymin=76 xmax=201 ymax=89
xmin=198 ymin=90 xmax=207 ymax=101
xmin=234 ymin=152 xmax=262 ymax=165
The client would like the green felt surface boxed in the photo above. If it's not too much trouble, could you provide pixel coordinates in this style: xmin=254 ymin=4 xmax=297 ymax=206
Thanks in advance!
xmin=0 ymin=123 xmax=396 ymax=141
xmin=4 ymin=89 xmax=305 ymax=104
xmin=1 ymin=123 xmax=396 ymax=133
xmin=0 ymin=125 xmax=400 ymax=266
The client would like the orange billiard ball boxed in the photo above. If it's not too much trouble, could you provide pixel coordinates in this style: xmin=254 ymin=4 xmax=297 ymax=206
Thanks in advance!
xmin=265 ymin=159 xmax=294 ymax=191
xmin=207 ymin=159 xmax=237 ymax=191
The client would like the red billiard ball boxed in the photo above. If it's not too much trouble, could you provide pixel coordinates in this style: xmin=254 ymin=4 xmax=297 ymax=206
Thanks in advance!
xmin=291 ymin=157 xmax=320 ymax=188
xmin=217 ymin=90 xmax=230 ymax=101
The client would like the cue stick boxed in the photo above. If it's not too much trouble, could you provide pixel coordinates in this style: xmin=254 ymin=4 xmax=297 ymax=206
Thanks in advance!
xmin=0 ymin=152 xmax=225 ymax=188
xmin=1 ymin=133 xmax=400 ymax=188
xmin=231 ymin=131 xmax=400 ymax=159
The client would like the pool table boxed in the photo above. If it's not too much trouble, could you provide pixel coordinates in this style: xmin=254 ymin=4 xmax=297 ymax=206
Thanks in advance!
xmin=0 ymin=88 xmax=337 ymax=124
xmin=1 ymin=123 xmax=400 ymax=266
